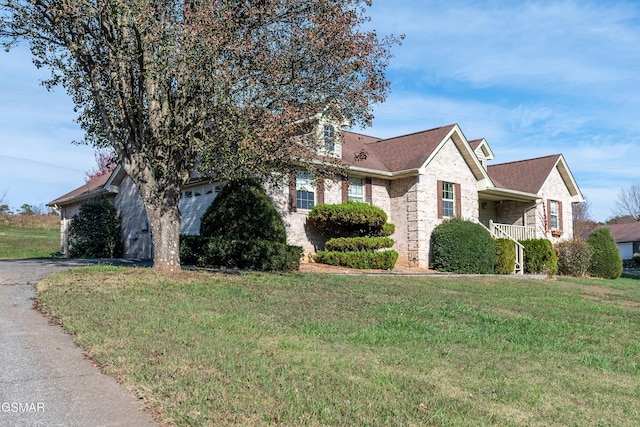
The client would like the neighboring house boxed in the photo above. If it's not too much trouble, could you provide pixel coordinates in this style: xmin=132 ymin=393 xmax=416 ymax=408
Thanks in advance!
xmin=597 ymin=222 xmax=640 ymax=260
xmin=48 ymin=123 xmax=584 ymax=272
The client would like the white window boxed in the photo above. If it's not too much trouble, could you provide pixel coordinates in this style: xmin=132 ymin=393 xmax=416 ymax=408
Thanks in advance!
xmin=442 ymin=181 xmax=455 ymax=218
xmin=324 ymin=125 xmax=335 ymax=152
xmin=296 ymin=170 xmax=315 ymax=210
xmin=348 ymin=177 xmax=364 ymax=202
xmin=550 ymin=200 xmax=559 ymax=229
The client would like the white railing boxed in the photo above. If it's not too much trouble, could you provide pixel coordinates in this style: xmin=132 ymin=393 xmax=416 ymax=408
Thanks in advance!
xmin=490 ymin=221 xmax=535 ymax=241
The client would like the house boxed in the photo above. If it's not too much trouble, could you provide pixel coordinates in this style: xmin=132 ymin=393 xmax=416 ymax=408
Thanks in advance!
xmin=48 ymin=123 xmax=584 ymax=272
xmin=598 ymin=222 xmax=640 ymax=260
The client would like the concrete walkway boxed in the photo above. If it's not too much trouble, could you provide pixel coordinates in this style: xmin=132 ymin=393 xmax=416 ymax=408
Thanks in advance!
xmin=0 ymin=259 xmax=156 ymax=427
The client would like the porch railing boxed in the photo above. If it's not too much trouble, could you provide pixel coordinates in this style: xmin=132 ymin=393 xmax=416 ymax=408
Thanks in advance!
xmin=489 ymin=221 xmax=535 ymax=241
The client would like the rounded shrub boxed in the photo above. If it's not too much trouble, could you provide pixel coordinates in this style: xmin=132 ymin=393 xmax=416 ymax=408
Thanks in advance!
xmin=199 ymin=179 xmax=286 ymax=243
xmin=555 ymin=240 xmax=592 ymax=277
xmin=325 ymin=237 xmax=394 ymax=252
xmin=308 ymin=202 xmax=388 ymax=237
xmin=68 ymin=197 xmax=123 ymax=258
xmin=587 ymin=228 xmax=622 ymax=279
xmin=519 ymin=239 xmax=558 ymax=275
xmin=431 ymin=219 xmax=496 ymax=274
xmin=314 ymin=250 xmax=398 ymax=270
xmin=633 ymin=253 xmax=640 ymax=268
xmin=494 ymin=238 xmax=516 ymax=275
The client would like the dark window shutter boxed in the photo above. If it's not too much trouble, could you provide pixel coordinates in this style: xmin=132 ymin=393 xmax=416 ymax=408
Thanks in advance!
xmin=547 ymin=199 xmax=552 ymax=230
xmin=455 ymin=183 xmax=461 ymax=218
xmin=437 ymin=180 xmax=443 ymax=219
xmin=289 ymin=172 xmax=297 ymax=212
xmin=342 ymin=176 xmax=349 ymax=203
xmin=365 ymin=178 xmax=372 ymax=204
xmin=317 ymin=179 xmax=325 ymax=205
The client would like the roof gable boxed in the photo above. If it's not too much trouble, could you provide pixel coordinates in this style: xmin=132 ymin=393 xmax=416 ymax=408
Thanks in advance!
xmin=341 ymin=124 xmax=491 ymax=183
xmin=47 ymin=172 xmax=112 ymax=206
xmin=488 ymin=154 xmax=583 ymax=201
xmin=366 ymin=124 xmax=456 ymax=172
xmin=469 ymin=138 xmax=494 ymax=160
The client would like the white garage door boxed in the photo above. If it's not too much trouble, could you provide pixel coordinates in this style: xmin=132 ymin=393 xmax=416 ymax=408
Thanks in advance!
xmin=179 ymin=183 xmax=221 ymax=235
xmin=617 ymin=242 xmax=633 ymax=260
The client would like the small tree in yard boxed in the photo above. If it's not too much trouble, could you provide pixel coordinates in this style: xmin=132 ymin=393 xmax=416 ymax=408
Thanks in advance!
xmin=587 ymin=228 xmax=622 ymax=279
xmin=68 ymin=197 xmax=123 ymax=258
xmin=1 ymin=1 xmax=400 ymax=272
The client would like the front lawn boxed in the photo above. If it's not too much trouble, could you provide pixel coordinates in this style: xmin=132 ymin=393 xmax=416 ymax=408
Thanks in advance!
xmin=36 ymin=268 xmax=640 ymax=426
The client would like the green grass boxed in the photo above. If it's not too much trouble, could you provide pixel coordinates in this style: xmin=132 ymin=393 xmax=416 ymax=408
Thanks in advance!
xmin=36 ymin=269 xmax=640 ymax=426
xmin=0 ymin=223 xmax=60 ymax=259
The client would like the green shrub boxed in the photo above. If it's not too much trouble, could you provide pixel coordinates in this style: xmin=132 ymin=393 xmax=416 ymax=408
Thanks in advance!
xmin=556 ymin=240 xmax=592 ymax=277
xmin=587 ymin=228 xmax=622 ymax=279
xmin=199 ymin=179 xmax=286 ymax=243
xmin=180 ymin=235 xmax=302 ymax=271
xmin=494 ymin=238 xmax=516 ymax=275
xmin=431 ymin=219 xmax=496 ymax=274
xmin=314 ymin=250 xmax=398 ymax=270
xmin=633 ymin=253 xmax=640 ymax=268
xmin=325 ymin=237 xmax=394 ymax=252
xmin=68 ymin=197 xmax=123 ymax=258
xmin=519 ymin=239 xmax=558 ymax=275
xmin=308 ymin=202 xmax=388 ymax=237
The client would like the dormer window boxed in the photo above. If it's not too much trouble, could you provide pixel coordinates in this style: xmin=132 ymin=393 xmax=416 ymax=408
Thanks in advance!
xmin=324 ymin=125 xmax=335 ymax=152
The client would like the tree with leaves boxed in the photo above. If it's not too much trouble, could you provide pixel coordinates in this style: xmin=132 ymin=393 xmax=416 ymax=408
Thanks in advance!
xmin=1 ymin=0 xmax=399 ymax=272
xmin=85 ymin=150 xmax=117 ymax=183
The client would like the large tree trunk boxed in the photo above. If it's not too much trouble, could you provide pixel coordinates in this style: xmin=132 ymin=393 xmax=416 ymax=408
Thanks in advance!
xmin=146 ymin=202 xmax=182 ymax=273
xmin=127 ymin=159 xmax=187 ymax=273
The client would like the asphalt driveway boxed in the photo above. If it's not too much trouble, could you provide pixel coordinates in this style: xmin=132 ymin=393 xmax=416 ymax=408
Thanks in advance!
xmin=0 ymin=259 xmax=156 ymax=427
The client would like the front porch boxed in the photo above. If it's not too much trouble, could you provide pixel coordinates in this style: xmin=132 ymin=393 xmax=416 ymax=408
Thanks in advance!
xmin=479 ymin=195 xmax=540 ymax=275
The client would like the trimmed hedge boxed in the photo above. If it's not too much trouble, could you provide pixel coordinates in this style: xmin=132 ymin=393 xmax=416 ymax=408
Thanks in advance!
xmin=556 ymin=240 xmax=592 ymax=277
xmin=325 ymin=237 xmax=394 ymax=252
xmin=519 ymin=239 xmax=558 ymax=275
xmin=314 ymin=250 xmax=398 ymax=270
xmin=431 ymin=219 xmax=496 ymax=274
xmin=308 ymin=202 xmax=390 ymax=237
xmin=587 ymin=228 xmax=622 ymax=279
xmin=199 ymin=179 xmax=286 ymax=243
xmin=180 ymin=235 xmax=302 ymax=272
xmin=494 ymin=238 xmax=516 ymax=275
xmin=68 ymin=197 xmax=123 ymax=258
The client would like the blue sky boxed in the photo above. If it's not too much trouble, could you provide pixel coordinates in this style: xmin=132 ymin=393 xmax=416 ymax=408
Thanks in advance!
xmin=1 ymin=0 xmax=639 ymax=221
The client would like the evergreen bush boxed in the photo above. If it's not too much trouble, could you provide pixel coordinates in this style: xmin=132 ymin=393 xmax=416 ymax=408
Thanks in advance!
xmin=633 ymin=253 xmax=640 ymax=268
xmin=68 ymin=197 xmax=123 ymax=258
xmin=180 ymin=235 xmax=302 ymax=271
xmin=184 ymin=179 xmax=302 ymax=271
xmin=431 ymin=219 xmax=496 ymax=274
xmin=556 ymin=240 xmax=592 ymax=277
xmin=519 ymin=239 xmax=558 ymax=275
xmin=494 ymin=238 xmax=516 ymax=275
xmin=325 ymin=237 xmax=394 ymax=252
xmin=199 ymin=179 xmax=286 ymax=243
xmin=309 ymin=202 xmax=398 ymax=270
xmin=314 ymin=250 xmax=398 ymax=270
xmin=308 ymin=202 xmax=389 ymax=237
xmin=587 ymin=228 xmax=622 ymax=279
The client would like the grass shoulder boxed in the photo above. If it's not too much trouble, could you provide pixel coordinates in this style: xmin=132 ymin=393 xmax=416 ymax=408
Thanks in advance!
xmin=37 ymin=268 xmax=640 ymax=426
